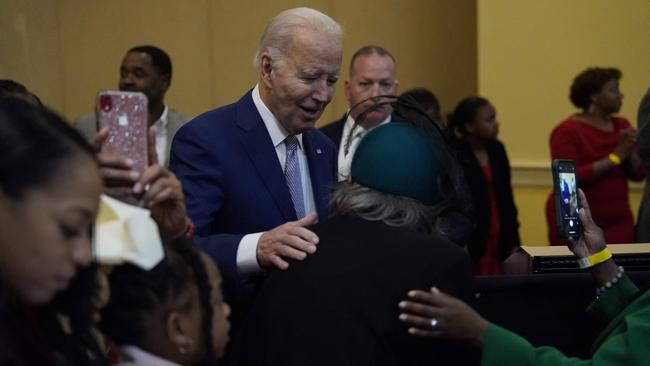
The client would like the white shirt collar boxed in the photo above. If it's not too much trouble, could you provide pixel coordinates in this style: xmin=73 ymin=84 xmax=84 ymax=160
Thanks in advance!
xmin=342 ymin=112 xmax=391 ymax=145
xmin=119 ymin=345 xmax=181 ymax=366
xmin=252 ymin=84 xmax=303 ymax=150
xmin=152 ymin=105 xmax=169 ymax=129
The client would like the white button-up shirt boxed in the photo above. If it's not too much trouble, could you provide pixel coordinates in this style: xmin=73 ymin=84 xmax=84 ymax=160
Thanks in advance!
xmin=236 ymin=85 xmax=316 ymax=275
xmin=150 ymin=105 xmax=169 ymax=166
xmin=337 ymin=113 xmax=391 ymax=181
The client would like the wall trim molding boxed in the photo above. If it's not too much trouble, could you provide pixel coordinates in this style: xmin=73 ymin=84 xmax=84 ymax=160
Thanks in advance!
xmin=511 ymin=162 xmax=645 ymax=191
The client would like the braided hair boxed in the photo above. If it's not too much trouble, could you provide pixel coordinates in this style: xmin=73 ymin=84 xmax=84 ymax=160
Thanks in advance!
xmin=100 ymin=237 xmax=216 ymax=365
xmin=172 ymin=238 xmax=216 ymax=366
xmin=445 ymin=96 xmax=490 ymax=143
xmin=0 ymin=98 xmax=104 ymax=366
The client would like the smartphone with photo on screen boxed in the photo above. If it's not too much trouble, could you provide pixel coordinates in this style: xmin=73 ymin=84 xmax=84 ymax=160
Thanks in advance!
xmin=96 ymin=90 xmax=148 ymax=173
xmin=552 ymin=159 xmax=581 ymax=238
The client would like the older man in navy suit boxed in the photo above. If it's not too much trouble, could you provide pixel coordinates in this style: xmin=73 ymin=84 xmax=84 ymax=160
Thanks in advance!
xmin=170 ymin=8 xmax=341 ymax=309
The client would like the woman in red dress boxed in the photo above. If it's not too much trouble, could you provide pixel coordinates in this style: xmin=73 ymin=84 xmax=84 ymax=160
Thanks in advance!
xmin=546 ymin=67 xmax=645 ymax=245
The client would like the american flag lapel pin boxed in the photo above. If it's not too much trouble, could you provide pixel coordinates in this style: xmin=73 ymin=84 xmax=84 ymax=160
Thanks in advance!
xmin=316 ymin=148 xmax=322 ymax=155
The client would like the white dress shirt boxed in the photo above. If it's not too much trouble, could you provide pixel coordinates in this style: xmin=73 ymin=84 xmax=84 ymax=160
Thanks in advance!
xmin=236 ymin=85 xmax=316 ymax=275
xmin=115 ymin=345 xmax=181 ymax=366
xmin=150 ymin=105 xmax=169 ymax=166
xmin=337 ymin=113 xmax=391 ymax=181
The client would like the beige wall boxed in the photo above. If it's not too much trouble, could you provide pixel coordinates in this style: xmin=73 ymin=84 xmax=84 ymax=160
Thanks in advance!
xmin=5 ymin=0 xmax=646 ymax=245
xmin=478 ymin=0 xmax=650 ymax=245
xmin=0 ymin=0 xmax=64 ymax=109
xmin=0 ymin=0 xmax=477 ymax=124
xmin=478 ymin=0 xmax=650 ymax=166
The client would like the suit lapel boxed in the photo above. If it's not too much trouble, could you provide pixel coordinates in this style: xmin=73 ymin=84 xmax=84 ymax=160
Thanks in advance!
xmin=303 ymin=130 xmax=330 ymax=220
xmin=235 ymin=92 xmax=296 ymax=222
xmin=333 ymin=115 xmax=346 ymax=147
xmin=165 ymin=108 xmax=187 ymax=164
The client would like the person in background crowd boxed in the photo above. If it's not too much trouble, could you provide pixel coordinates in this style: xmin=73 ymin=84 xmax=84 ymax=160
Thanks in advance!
xmin=100 ymin=238 xmax=231 ymax=366
xmin=446 ymin=96 xmax=520 ymax=275
xmin=634 ymin=87 xmax=650 ymax=242
xmin=0 ymin=98 xmax=105 ymax=365
xmin=545 ymin=67 xmax=644 ymax=245
xmin=399 ymin=189 xmax=650 ymax=366
xmin=400 ymin=87 xmax=442 ymax=125
xmin=74 ymin=45 xmax=188 ymax=167
xmin=320 ymin=45 xmax=398 ymax=181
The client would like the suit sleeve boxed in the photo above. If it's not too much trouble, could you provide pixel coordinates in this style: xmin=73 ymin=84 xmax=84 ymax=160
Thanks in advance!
xmin=617 ymin=118 xmax=646 ymax=182
xmin=483 ymin=317 xmax=650 ymax=366
xmin=496 ymin=141 xmax=521 ymax=249
xmin=637 ymin=88 xmax=650 ymax=169
xmin=169 ymin=124 xmax=244 ymax=290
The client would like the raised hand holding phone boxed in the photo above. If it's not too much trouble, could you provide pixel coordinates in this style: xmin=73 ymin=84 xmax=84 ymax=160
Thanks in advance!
xmin=552 ymin=159 xmax=581 ymax=238
xmin=92 ymin=91 xmax=187 ymax=237
xmin=133 ymin=128 xmax=188 ymax=238
xmin=95 ymin=91 xmax=148 ymax=202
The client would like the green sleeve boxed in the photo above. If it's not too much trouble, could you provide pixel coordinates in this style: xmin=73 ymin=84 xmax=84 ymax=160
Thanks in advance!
xmin=482 ymin=276 xmax=650 ymax=366
xmin=481 ymin=323 xmax=590 ymax=366
xmin=587 ymin=275 xmax=638 ymax=324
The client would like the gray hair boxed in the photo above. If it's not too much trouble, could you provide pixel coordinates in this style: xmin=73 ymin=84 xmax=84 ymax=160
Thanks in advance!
xmin=329 ymin=182 xmax=447 ymax=235
xmin=253 ymin=7 xmax=343 ymax=68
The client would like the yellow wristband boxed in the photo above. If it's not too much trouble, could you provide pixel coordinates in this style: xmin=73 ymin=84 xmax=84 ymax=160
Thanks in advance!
xmin=608 ymin=153 xmax=622 ymax=166
xmin=587 ymin=247 xmax=612 ymax=267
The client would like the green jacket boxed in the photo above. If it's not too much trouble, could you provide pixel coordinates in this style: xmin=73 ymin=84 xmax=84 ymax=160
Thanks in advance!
xmin=482 ymin=275 xmax=650 ymax=365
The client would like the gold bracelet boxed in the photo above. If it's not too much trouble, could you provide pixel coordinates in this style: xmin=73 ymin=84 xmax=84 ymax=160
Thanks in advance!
xmin=608 ymin=153 xmax=622 ymax=166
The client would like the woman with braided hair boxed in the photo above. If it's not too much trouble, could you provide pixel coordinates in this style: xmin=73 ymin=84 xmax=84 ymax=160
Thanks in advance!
xmin=0 ymin=98 xmax=106 ymax=365
xmin=100 ymin=237 xmax=231 ymax=366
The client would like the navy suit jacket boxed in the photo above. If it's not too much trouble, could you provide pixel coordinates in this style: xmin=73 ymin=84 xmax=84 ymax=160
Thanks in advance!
xmin=169 ymin=91 xmax=337 ymax=299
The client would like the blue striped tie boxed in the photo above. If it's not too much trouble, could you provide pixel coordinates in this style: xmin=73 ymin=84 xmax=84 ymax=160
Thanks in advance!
xmin=284 ymin=135 xmax=305 ymax=218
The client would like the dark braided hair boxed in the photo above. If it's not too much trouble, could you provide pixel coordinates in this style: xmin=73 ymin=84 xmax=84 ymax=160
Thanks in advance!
xmin=0 ymin=98 xmax=104 ymax=366
xmin=400 ymin=87 xmax=442 ymax=124
xmin=0 ymin=79 xmax=42 ymax=106
xmin=172 ymin=238 xmax=216 ymax=366
xmin=100 ymin=237 xmax=216 ymax=365
xmin=445 ymin=96 xmax=490 ymax=143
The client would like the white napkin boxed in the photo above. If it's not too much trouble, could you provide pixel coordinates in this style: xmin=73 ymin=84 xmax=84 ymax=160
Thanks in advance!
xmin=94 ymin=194 xmax=164 ymax=270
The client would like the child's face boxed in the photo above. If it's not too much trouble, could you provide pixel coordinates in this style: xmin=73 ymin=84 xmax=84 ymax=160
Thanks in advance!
xmin=467 ymin=104 xmax=499 ymax=141
xmin=200 ymin=252 xmax=231 ymax=358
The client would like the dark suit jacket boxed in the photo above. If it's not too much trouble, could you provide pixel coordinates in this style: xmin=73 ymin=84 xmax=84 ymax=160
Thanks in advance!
xmin=636 ymin=87 xmax=650 ymax=241
xmin=319 ymin=114 xmax=346 ymax=147
xmin=169 ymin=91 xmax=337 ymax=300
xmin=456 ymin=139 xmax=520 ymax=261
xmin=231 ymin=216 xmax=477 ymax=366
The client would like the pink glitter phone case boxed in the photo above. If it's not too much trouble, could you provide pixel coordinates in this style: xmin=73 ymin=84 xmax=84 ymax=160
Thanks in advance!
xmin=96 ymin=91 xmax=148 ymax=173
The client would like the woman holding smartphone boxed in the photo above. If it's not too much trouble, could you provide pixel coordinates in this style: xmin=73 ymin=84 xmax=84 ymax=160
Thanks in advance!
xmin=399 ymin=189 xmax=650 ymax=366
xmin=545 ymin=67 xmax=644 ymax=245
